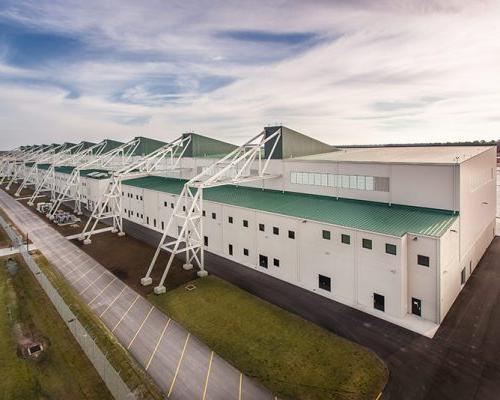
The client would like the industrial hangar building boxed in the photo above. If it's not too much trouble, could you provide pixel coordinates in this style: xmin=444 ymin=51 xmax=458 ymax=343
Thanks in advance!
xmin=1 ymin=127 xmax=496 ymax=335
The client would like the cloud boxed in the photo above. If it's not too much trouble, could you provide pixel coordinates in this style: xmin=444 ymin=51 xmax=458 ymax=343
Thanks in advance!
xmin=0 ymin=0 xmax=499 ymax=149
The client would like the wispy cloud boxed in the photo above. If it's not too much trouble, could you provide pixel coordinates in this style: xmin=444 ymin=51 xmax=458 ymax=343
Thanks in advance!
xmin=0 ymin=0 xmax=499 ymax=148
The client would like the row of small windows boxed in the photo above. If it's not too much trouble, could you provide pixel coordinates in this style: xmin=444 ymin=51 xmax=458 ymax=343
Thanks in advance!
xmin=291 ymin=172 xmax=375 ymax=191
xmin=322 ymin=230 xmax=401 ymax=256
xmin=123 ymin=192 xmax=143 ymax=201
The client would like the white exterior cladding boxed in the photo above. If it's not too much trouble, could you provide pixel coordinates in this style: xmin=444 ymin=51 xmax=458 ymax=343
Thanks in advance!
xmin=21 ymin=145 xmax=496 ymax=335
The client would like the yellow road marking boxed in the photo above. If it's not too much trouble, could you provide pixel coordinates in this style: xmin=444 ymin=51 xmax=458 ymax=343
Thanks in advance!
xmin=145 ymin=318 xmax=171 ymax=370
xmin=99 ymin=285 xmax=126 ymax=317
xmin=79 ymin=271 xmax=107 ymax=295
xmin=202 ymin=351 xmax=214 ymax=400
xmin=72 ymin=263 xmax=99 ymax=284
xmin=239 ymin=373 xmax=243 ymax=400
xmin=112 ymin=295 xmax=139 ymax=332
xmin=128 ymin=306 xmax=155 ymax=349
xmin=167 ymin=333 xmax=190 ymax=398
xmin=88 ymin=277 xmax=117 ymax=305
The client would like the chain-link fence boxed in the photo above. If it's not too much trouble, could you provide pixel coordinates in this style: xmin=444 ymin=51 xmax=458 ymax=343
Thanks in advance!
xmin=0 ymin=216 xmax=135 ymax=400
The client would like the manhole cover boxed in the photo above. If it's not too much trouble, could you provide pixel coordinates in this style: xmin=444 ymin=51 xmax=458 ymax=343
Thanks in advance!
xmin=185 ymin=284 xmax=197 ymax=291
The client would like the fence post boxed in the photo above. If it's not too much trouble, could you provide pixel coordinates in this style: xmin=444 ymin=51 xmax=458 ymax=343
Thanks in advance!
xmin=0 ymin=215 xmax=135 ymax=400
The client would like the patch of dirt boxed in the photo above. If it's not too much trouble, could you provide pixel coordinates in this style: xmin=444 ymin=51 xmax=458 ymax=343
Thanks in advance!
xmin=72 ymin=232 xmax=198 ymax=296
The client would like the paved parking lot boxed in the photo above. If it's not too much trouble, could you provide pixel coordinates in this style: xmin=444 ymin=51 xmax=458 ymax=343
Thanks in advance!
xmin=0 ymin=189 xmax=275 ymax=400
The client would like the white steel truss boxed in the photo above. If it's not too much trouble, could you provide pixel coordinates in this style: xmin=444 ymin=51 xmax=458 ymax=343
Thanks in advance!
xmin=5 ymin=144 xmax=63 ymax=192
xmin=141 ymin=127 xmax=282 ymax=294
xmin=27 ymin=141 xmax=110 ymax=207
xmin=1 ymin=145 xmax=45 ymax=185
xmin=47 ymin=139 xmax=143 ymax=219
xmin=16 ymin=142 xmax=84 ymax=199
xmin=79 ymin=135 xmax=192 ymax=244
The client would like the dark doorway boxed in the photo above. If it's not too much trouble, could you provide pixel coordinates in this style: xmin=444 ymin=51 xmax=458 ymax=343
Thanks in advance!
xmin=412 ymin=297 xmax=422 ymax=317
xmin=374 ymin=293 xmax=385 ymax=312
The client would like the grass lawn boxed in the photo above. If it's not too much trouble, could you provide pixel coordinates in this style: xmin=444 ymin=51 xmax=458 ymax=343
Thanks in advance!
xmin=0 ymin=254 xmax=112 ymax=400
xmin=149 ymin=275 xmax=388 ymax=400
xmin=0 ymin=226 xmax=10 ymax=248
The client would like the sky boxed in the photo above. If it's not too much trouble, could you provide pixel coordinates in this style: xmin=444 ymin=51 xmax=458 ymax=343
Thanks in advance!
xmin=0 ymin=0 xmax=500 ymax=149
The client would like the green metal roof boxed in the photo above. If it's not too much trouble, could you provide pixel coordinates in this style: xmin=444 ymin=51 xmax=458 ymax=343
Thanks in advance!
xmin=133 ymin=137 xmax=167 ymax=156
xmin=122 ymin=176 xmax=457 ymax=237
xmin=54 ymin=165 xmax=111 ymax=179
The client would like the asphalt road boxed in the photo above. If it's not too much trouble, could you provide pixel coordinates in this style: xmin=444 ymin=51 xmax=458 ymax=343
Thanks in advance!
xmin=0 ymin=189 xmax=275 ymax=400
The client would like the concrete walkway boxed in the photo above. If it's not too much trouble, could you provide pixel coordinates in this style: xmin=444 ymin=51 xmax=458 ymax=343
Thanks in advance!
xmin=0 ymin=189 xmax=274 ymax=400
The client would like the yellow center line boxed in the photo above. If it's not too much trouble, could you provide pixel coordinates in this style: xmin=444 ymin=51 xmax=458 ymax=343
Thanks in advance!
xmin=112 ymin=294 xmax=139 ymax=332
xmin=167 ymin=332 xmax=190 ymax=398
xmin=239 ymin=373 xmax=243 ymax=400
xmin=128 ymin=305 xmax=155 ymax=349
xmin=72 ymin=263 xmax=99 ymax=284
xmin=202 ymin=351 xmax=214 ymax=400
xmin=145 ymin=318 xmax=171 ymax=370
xmin=79 ymin=270 xmax=107 ymax=295
xmin=88 ymin=277 xmax=117 ymax=305
xmin=99 ymin=285 xmax=126 ymax=317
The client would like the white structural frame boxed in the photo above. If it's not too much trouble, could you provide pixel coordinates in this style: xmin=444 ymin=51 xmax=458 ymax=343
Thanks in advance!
xmin=141 ymin=127 xmax=282 ymax=294
xmin=47 ymin=139 xmax=141 ymax=219
xmin=0 ymin=146 xmax=23 ymax=184
xmin=79 ymin=135 xmax=193 ymax=244
xmin=2 ymin=145 xmax=53 ymax=187
xmin=9 ymin=143 xmax=67 ymax=194
xmin=27 ymin=141 xmax=109 ymax=206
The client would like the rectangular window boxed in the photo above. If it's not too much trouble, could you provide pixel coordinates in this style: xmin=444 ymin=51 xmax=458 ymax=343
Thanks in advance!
xmin=296 ymin=172 xmax=303 ymax=184
xmin=161 ymin=221 xmax=164 ymax=230
xmin=314 ymin=173 xmax=322 ymax=186
xmin=140 ymin=196 xmax=143 ymax=201
xmin=259 ymin=223 xmax=265 ymax=232
xmin=328 ymin=174 xmax=336 ymax=187
xmin=153 ymin=219 xmax=157 ymax=228
xmin=461 ymin=268 xmax=466 ymax=285
xmin=228 ymin=244 xmax=233 ymax=256
xmin=291 ymin=172 xmax=297 ymax=184
xmin=136 ymin=195 xmax=139 ymax=200
xmin=243 ymin=220 xmax=248 ymax=227
xmin=288 ymin=230 xmax=295 ymax=239
xmin=183 ymin=205 xmax=186 ymax=212
xmin=318 ymin=275 xmax=331 ymax=292
xmin=228 ymin=216 xmax=233 ymax=224
xmin=204 ymin=236 xmax=208 ymax=246
xmin=342 ymin=175 xmax=349 ymax=188
xmin=341 ymin=234 xmax=350 ymax=245
xmin=374 ymin=293 xmax=385 ymax=312
xmin=322 ymin=230 xmax=331 ymax=240
xmin=357 ymin=176 xmax=365 ymax=190
xmin=365 ymin=176 xmax=374 ymax=191
xmin=147 ymin=217 xmax=150 ymax=225
xmin=259 ymin=254 xmax=268 ymax=268
xmin=417 ymin=255 xmax=430 ymax=267
xmin=308 ymin=172 xmax=315 ymax=185
xmin=171 ymin=203 xmax=174 ymax=209
xmin=273 ymin=258 xmax=280 ymax=267
xmin=362 ymin=238 xmax=372 ymax=249
xmin=349 ymin=175 xmax=357 ymax=189
xmin=243 ymin=248 xmax=249 ymax=256
xmin=273 ymin=226 xmax=279 ymax=235
xmin=385 ymin=243 xmax=397 ymax=255
xmin=321 ymin=174 xmax=328 ymax=186
xmin=212 ymin=212 xmax=216 ymax=220
xmin=164 ymin=201 xmax=168 ymax=207
xmin=202 ymin=210 xmax=206 ymax=217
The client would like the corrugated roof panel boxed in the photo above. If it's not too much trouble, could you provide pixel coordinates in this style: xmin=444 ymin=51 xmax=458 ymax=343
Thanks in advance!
xmin=122 ymin=176 xmax=457 ymax=237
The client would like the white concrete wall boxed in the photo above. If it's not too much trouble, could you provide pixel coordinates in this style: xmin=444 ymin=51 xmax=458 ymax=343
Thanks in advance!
xmin=122 ymin=182 xmax=424 ymax=325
